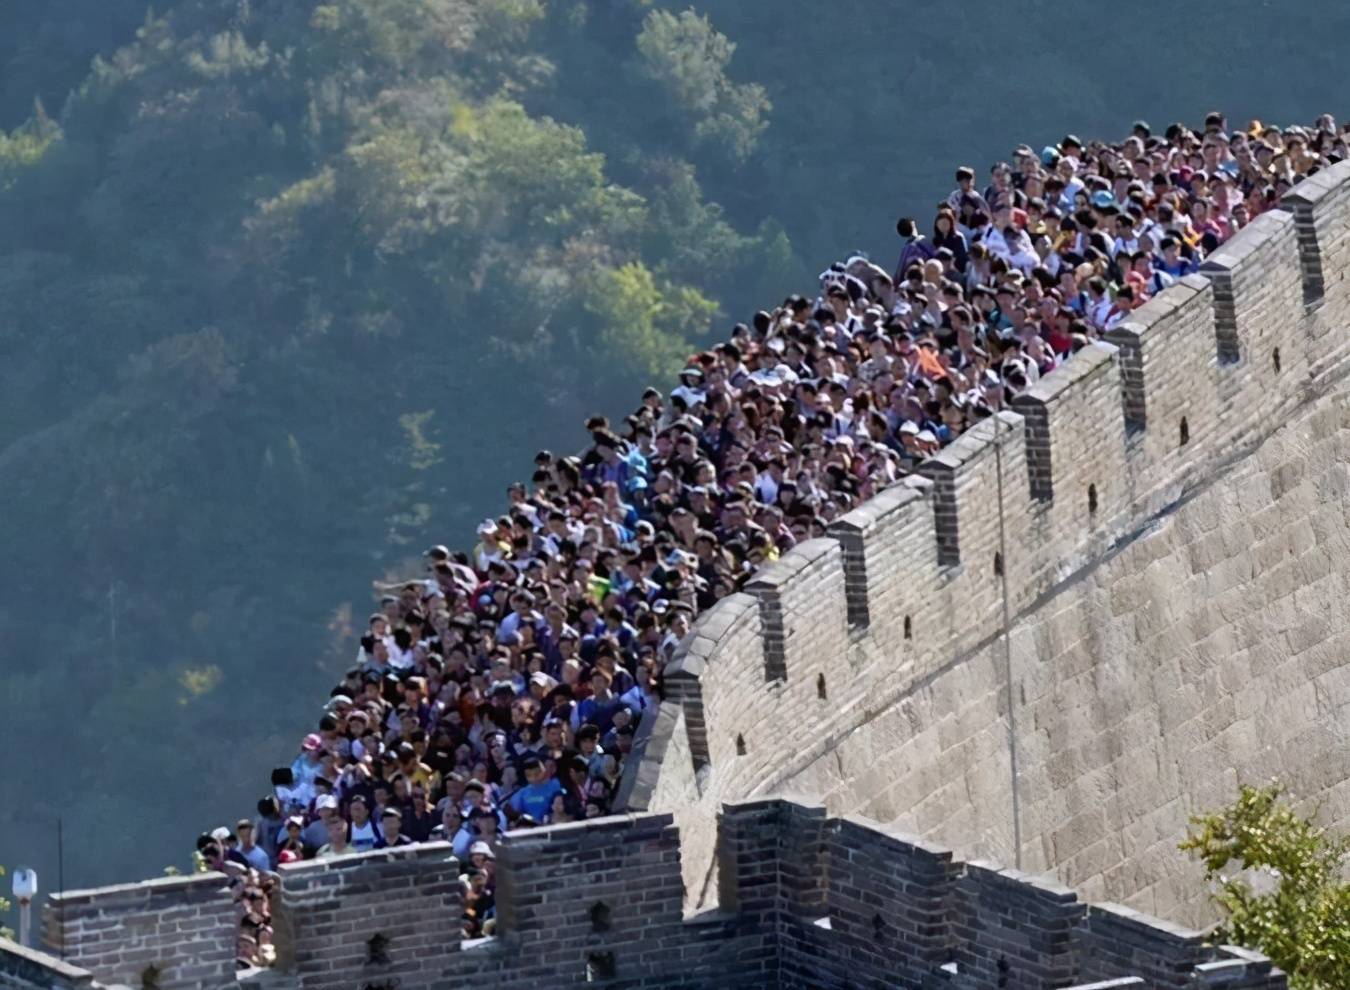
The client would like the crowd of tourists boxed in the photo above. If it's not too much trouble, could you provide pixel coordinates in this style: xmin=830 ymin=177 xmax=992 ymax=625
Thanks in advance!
xmin=198 ymin=112 xmax=1345 ymax=967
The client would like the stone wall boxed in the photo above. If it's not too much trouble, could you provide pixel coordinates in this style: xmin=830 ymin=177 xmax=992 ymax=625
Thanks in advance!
xmin=271 ymin=843 xmax=460 ymax=988
xmin=717 ymin=798 xmax=1287 ymax=990
xmin=37 ymin=798 xmax=1287 ymax=989
xmin=0 ymin=940 xmax=95 ymax=990
xmin=43 ymin=873 xmax=236 ymax=989
xmin=621 ymin=160 xmax=1350 ymax=926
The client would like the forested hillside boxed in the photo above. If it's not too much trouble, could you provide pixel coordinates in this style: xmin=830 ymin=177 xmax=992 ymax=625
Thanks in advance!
xmin=3 ymin=0 xmax=1350 ymax=893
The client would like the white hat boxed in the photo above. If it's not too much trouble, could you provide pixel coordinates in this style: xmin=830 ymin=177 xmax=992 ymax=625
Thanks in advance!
xmin=316 ymin=794 xmax=339 ymax=811
xmin=469 ymin=841 xmax=495 ymax=859
xmin=210 ymin=826 xmax=232 ymax=842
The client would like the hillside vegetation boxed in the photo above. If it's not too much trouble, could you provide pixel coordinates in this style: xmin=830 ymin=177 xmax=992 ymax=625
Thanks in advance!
xmin=4 ymin=0 xmax=1350 ymax=890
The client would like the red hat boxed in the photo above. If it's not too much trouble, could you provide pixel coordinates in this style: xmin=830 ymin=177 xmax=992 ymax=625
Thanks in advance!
xmin=302 ymin=733 xmax=323 ymax=752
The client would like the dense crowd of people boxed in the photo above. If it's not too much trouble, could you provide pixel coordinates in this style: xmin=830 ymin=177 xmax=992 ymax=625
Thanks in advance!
xmin=198 ymin=112 xmax=1345 ymax=967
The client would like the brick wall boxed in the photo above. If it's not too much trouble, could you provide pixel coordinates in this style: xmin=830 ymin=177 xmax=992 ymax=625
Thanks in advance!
xmin=1104 ymin=272 xmax=1219 ymax=505
xmin=272 ymin=842 xmax=460 ymax=989
xmin=1013 ymin=341 xmax=1129 ymax=585
xmin=827 ymin=476 xmax=935 ymax=654
xmin=0 ymin=940 xmax=94 ymax=990
xmin=620 ymin=165 xmax=1350 ymax=927
xmin=1284 ymin=159 xmax=1350 ymax=374
xmin=744 ymin=798 xmax=1288 ymax=990
xmin=43 ymin=873 xmax=235 ymax=990
xmin=31 ymin=798 xmax=1289 ymax=989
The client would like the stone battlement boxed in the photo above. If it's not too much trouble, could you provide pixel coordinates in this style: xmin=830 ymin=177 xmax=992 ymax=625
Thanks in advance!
xmin=617 ymin=161 xmax=1350 ymax=919
xmin=4 ymin=798 xmax=1285 ymax=989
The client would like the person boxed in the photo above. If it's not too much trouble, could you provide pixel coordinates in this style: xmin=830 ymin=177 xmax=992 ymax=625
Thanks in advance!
xmin=234 ymin=819 xmax=271 ymax=873
xmin=945 ymin=166 xmax=989 ymax=224
xmin=347 ymin=795 xmax=381 ymax=851
xmin=892 ymin=217 xmax=935 ymax=284
xmin=619 ymin=659 xmax=658 ymax=716
xmin=254 ymin=797 xmax=284 ymax=868
xmin=301 ymin=794 xmax=341 ymax=849
xmin=271 ymin=767 xmax=311 ymax=817
xmin=290 ymin=735 xmax=324 ymax=788
xmin=506 ymin=758 xmax=563 ymax=822
xmin=375 ymin=808 xmax=414 ymax=848
xmin=932 ymin=209 xmax=969 ymax=272
xmin=571 ymin=668 xmax=619 ymax=732
xmin=430 ymin=799 xmax=464 ymax=842
xmin=316 ymin=817 xmax=353 ymax=860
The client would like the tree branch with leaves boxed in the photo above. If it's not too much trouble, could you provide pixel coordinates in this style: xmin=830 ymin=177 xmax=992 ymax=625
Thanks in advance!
xmin=1181 ymin=783 xmax=1350 ymax=990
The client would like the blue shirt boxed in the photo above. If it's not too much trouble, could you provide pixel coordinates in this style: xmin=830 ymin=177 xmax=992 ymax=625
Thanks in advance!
xmin=507 ymin=779 xmax=564 ymax=821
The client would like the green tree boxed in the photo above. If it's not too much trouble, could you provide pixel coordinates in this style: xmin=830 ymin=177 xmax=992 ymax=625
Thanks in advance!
xmin=0 ymin=865 xmax=13 ymax=941
xmin=0 ymin=100 xmax=59 ymax=188
xmin=1181 ymin=784 xmax=1350 ymax=990
xmin=632 ymin=9 xmax=769 ymax=163
xmin=584 ymin=261 xmax=715 ymax=380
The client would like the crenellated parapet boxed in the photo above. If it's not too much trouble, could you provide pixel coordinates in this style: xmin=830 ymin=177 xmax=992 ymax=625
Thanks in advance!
xmin=618 ymin=159 xmax=1350 ymax=920
xmin=9 ymin=798 xmax=1287 ymax=990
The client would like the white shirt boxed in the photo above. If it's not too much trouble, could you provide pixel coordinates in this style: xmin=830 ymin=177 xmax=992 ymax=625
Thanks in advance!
xmin=754 ymin=472 xmax=779 ymax=505
xmin=1058 ymin=179 xmax=1084 ymax=212
xmin=350 ymin=819 xmax=380 ymax=851
xmin=1112 ymin=236 xmax=1140 ymax=259
xmin=388 ymin=644 xmax=415 ymax=671
xmin=671 ymin=384 xmax=706 ymax=408
xmin=1089 ymin=297 xmax=1113 ymax=330
xmin=474 ymin=540 xmax=503 ymax=572
xmin=979 ymin=225 xmax=1010 ymax=260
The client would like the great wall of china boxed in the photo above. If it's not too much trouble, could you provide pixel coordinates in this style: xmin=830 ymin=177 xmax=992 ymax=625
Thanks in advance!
xmin=617 ymin=161 xmax=1350 ymax=932
xmin=4 ymin=160 xmax=1350 ymax=990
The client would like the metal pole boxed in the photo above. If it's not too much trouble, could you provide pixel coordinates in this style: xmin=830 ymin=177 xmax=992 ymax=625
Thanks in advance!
xmin=994 ymin=410 xmax=1023 ymax=870
xmin=17 ymin=898 xmax=30 ymax=948
xmin=57 ymin=817 xmax=65 ymax=960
